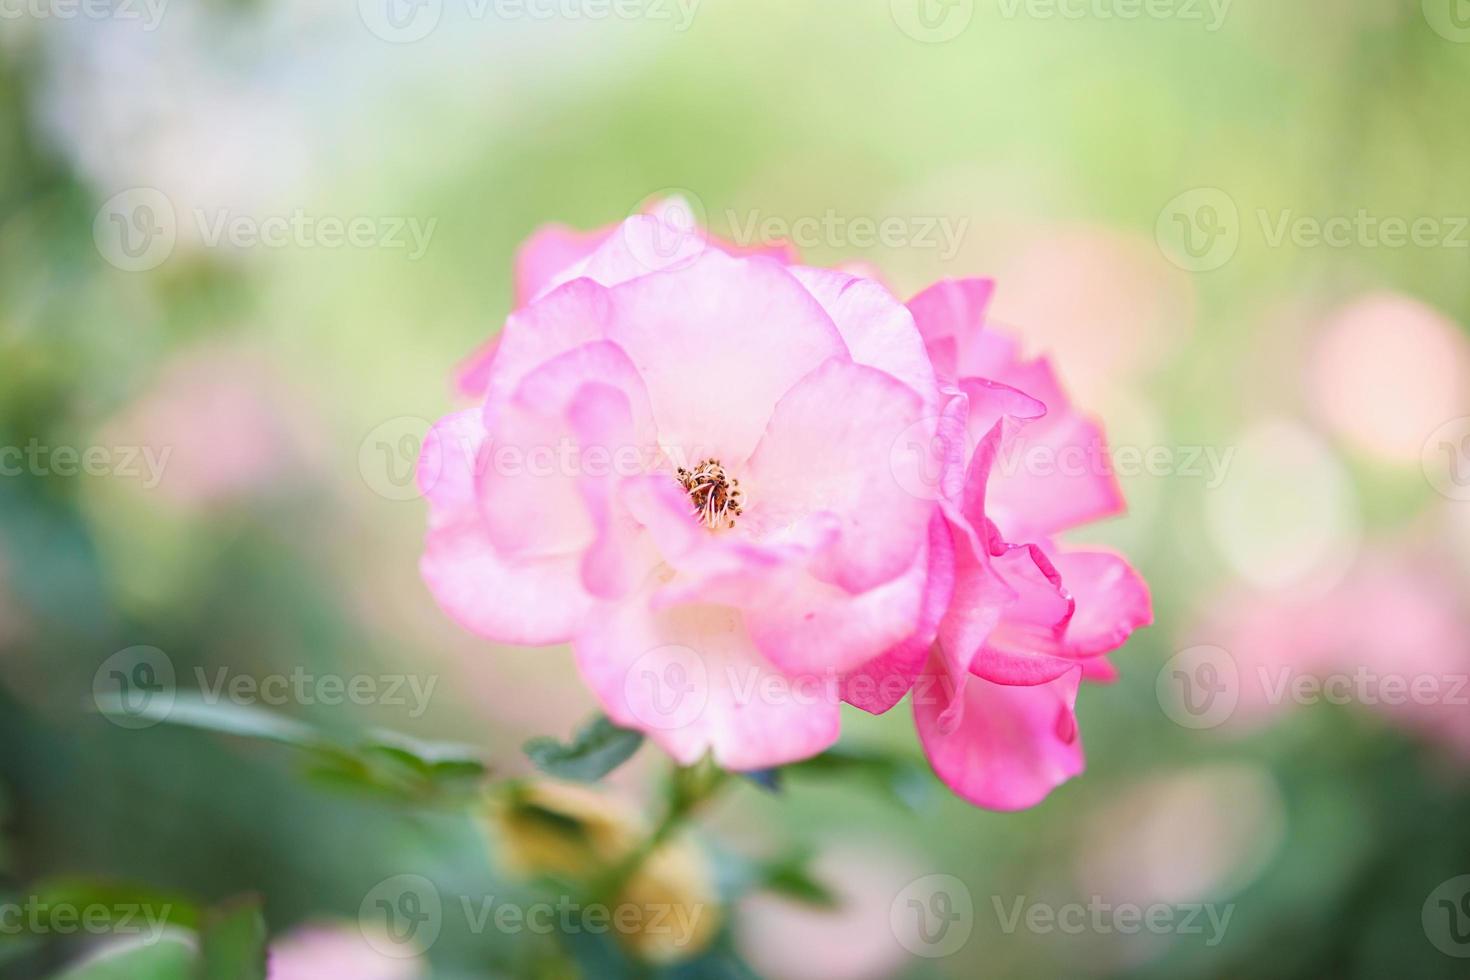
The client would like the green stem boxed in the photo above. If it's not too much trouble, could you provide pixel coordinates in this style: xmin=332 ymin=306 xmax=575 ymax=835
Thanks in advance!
xmin=590 ymin=757 xmax=728 ymax=905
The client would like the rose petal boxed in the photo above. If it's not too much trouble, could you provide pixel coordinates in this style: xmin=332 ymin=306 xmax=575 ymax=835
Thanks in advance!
xmin=454 ymin=335 xmax=500 ymax=400
xmin=481 ymin=278 xmax=615 ymax=418
xmin=906 ymin=277 xmax=996 ymax=378
xmin=516 ymin=222 xmax=614 ymax=303
xmin=479 ymin=340 xmax=656 ymax=558
xmin=574 ymin=578 xmax=841 ymax=770
xmin=1081 ymin=655 xmax=1120 ymax=684
xmin=787 ymin=267 xmax=940 ymax=413
xmin=840 ymin=513 xmax=957 ymax=714
xmin=1049 ymin=548 xmax=1153 ymax=657
xmin=737 ymin=531 xmax=931 ymax=677
xmin=566 ymin=383 xmax=664 ymax=601
xmin=542 ymin=201 xmax=799 ymax=297
xmin=419 ymin=410 xmax=594 ymax=644
xmin=915 ymin=658 xmax=1085 ymax=811
xmin=742 ymin=358 xmax=930 ymax=592
xmin=606 ymin=251 xmax=849 ymax=468
xmin=983 ymin=357 xmax=1126 ymax=540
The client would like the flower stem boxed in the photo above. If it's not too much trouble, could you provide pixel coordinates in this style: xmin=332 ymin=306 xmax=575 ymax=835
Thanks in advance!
xmin=591 ymin=756 xmax=728 ymax=905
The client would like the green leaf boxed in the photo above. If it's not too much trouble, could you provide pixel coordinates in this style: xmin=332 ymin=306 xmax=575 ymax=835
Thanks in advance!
xmin=93 ymin=693 xmax=315 ymax=747
xmin=430 ymin=759 xmax=492 ymax=782
xmin=93 ymin=694 xmax=489 ymax=806
xmin=739 ymin=768 xmax=782 ymax=793
xmin=363 ymin=728 xmax=486 ymax=769
xmin=756 ymin=851 xmax=840 ymax=909
xmin=51 ymin=937 xmax=196 ymax=980
xmin=718 ymin=848 xmax=841 ymax=910
xmin=775 ymin=744 xmax=934 ymax=811
xmin=197 ymin=896 xmax=267 ymax=980
xmin=523 ymin=715 xmax=644 ymax=783
xmin=31 ymin=877 xmax=200 ymax=933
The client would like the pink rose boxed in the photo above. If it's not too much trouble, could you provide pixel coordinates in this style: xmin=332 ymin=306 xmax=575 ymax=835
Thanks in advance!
xmin=901 ymin=278 xmax=1153 ymax=809
xmin=419 ymin=202 xmax=1149 ymax=808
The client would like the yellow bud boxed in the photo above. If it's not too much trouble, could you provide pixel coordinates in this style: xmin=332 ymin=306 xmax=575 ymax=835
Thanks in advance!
xmin=483 ymin=779 xmax=641 ymax=880
xmin=482 ymin=780 xmax=721 ymax=963
xmin=613 ymin=831 xmax=721 ymax=964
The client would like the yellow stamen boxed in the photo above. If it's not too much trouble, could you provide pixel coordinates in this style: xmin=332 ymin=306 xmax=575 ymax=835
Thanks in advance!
xmin=676 ymin=458 xmax=744 ymax=530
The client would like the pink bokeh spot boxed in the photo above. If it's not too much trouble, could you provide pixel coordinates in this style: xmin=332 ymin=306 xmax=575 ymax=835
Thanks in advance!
xmin=267 ymin=924 xmax=426 ymax=980
xmin=1308 ymin=292 xmax=1469 ymax=463
xmin=98 ymin=341 xmax=320 ymax=510
xmin=1193 ymin=548 xmax=1470 ymax=761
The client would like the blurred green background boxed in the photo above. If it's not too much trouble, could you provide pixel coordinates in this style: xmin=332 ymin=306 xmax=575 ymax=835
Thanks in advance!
xmin=2 ymin=1 xmax=1469 ymax=977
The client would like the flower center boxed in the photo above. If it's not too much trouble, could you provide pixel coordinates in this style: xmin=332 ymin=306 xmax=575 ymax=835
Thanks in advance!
xmin=677 ymin=458 xmax=744 ymax=530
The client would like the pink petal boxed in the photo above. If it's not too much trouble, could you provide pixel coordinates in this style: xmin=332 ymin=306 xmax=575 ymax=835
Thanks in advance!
xmin=940 ymin=379 xmax=1044 ymax=550
xmin=618 ymin=473 xmax=836 ymax=588
xmin=478 ymin=341 xmax=656 ymax=558
xmin=418 ymin=410 xmax=594 ymax=644
xmin=956 ymin=377 xmax=1047 ymax=460
xmin=481 ymin=278 xmax=615 ymax=417
xmin=565 ymin=383 xmax=663 ymax=601
xmin=454 ymin=335 xmax=500 ymax=400
xmin=969 ymin=646 xmax=1079 ymax=686
xmin=543 ymin=201 xmax=796 ymax=296
xmin=786 ymin=267 xmax=940 ymax=413
xmin=906 ymin=278 xmax=996 ymax=377
xmin=583 ymin=210 xmax=710 ymax=285
xmin=606 ymin=251 xmax=849 ymax=467
xmin=932 ymin=527 xmax=1075 ymax=690
xmin=574 ymin=579 xmax=841 ymax=770
xmin=973 ymin=542 xmax=1075 ymax=682
xmin=418 ymin=408 xmax=484 ymax=524
xmin=515 ymin=223 xmax=613 ymax=303
xmin=524 ymin=205 xmax=702 ymax=298
xmin=421 ymin=526 xmax=594 ymax=646
xmin=737 ymin=532 xmax=932 ymax=677
xmin=477 ymin=402 xmax=594 ymax=556
xmin=1081 ymin=655 xmax=1120 ymax=683
xmin=915 ymin=657 xmax=1085 ymax=811
xmin=460 ymin=208 xmax=798 ymax=398
xmin=616 ymin=478 xmax=924 ymax=677
xmin=983 ymin=357 xmax=1126 ymax=541
xmin=840 ymin=513 xmax=957 ymax=714
xmin=933 ymin=522 xmax=1012 ymax=697
xmin=955 ymin=541 xmax=1149 ymax=685
xmin=1049 ymin=548 xmax=1153 ymax=658
xmin=741 ymin=358 xmax=931 ymax=592
xmin=906 ymin=278 xmax=1126 ymax=540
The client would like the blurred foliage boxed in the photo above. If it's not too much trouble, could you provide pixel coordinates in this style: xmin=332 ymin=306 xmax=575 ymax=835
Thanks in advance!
xmin=523 ymin=716 xmax=645 ymax=784
xmin=1 ymin=2 xmax=1468 ymax=978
